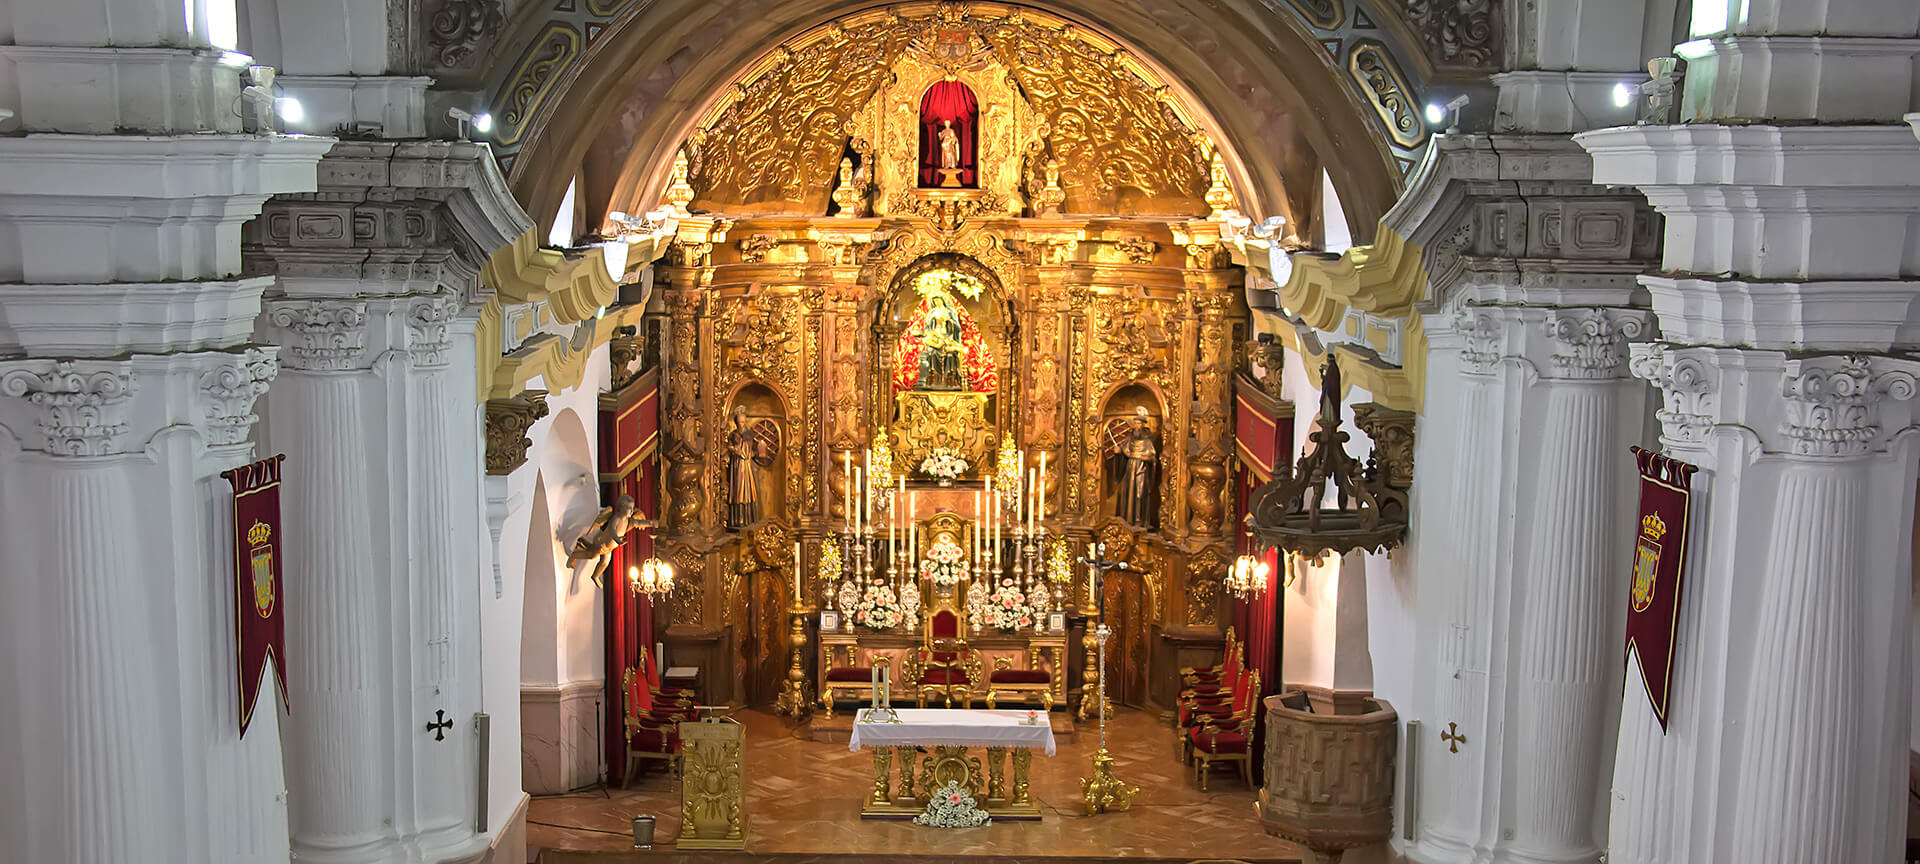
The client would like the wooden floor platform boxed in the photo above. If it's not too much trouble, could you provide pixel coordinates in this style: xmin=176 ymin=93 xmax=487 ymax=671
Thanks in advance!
xmin=526 ymin=708 xmax=1301 ymax=863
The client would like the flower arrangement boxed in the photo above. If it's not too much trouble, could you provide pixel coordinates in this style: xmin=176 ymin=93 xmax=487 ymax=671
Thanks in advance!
xmin=913 ymin=780 xmax=991 ymax=828
xmin=851 ymin=581 xmax=904 ymax=630
xmin=917 ymin=532 xmax=971 ymax=586
xmin=1046 ymin=538 xmax=1074 ymax=585
xmin=818 ymin=541 xmax=844 ymax=585
xmin=920 ymin=447 xmax=968 ymax=482
xmin=970 ymin=579 xmax=1036 ymax=632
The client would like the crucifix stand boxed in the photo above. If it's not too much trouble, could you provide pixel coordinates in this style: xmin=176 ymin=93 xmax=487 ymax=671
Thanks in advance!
xmin=1076 ymin=544 xmax=1137 ymax=813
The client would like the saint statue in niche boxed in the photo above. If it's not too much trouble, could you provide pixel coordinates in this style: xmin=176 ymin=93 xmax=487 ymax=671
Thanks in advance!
xmin=919 ymin=81 xmax=977 ymax=188
xmin=725 ymin=406 xmax=779 ymax=530
xmin=916 ymin=293 xmax=966 ymax=391
xmin=1108 ymin=408 xmax=1159 ymax=529
xmin=938 ymin=120 xmax=960 ymax=170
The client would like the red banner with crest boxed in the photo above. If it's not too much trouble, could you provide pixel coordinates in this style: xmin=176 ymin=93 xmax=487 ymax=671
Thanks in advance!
xmin=1626 ymin=446 xmax=1697 ymax=731
xmin=222 ymin=454 xmax=289 ymax=737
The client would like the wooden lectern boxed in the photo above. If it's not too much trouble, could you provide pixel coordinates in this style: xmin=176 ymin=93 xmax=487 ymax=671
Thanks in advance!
xmin=678 ymin=716 xmax=746 ymax=850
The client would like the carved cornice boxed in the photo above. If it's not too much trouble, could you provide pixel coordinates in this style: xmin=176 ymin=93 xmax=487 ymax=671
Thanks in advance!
xmin=427 ymin=0 xmax=506 ymax=69
xmin=484 ymin=389 xmax=549 ymax=474
xmin=0 ymin=360 xmax=139 ymax=457
xmin=199 ymin=348 xmax=278 ymax=447
xmin=264 ymin=299 xmax=371 ymax=372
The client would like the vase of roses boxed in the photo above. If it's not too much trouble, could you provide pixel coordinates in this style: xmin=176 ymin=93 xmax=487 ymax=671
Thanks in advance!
xmin=917 ymin=532 xmax=970 ymax=587
xmin=920 ymin=447 xmax=968 ymax=486
xmin=969 ymin=579 xmax=1037 ymax=632
xmin=851 ymin=581 xmax=904 ymax=631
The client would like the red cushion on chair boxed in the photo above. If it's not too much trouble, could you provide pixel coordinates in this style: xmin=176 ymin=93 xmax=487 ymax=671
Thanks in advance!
xmin=931 ymin=611 xmax=959 ymax=639
xmin=990 ymin=669 xmax=1050 ymax=684
xmin=826 ymin=667 xmax=874 ymax=681
xmin=918 ymin=669 xmax=971 ymax=685
xmin=1187 ymin=728 xmax=1250 ymax=753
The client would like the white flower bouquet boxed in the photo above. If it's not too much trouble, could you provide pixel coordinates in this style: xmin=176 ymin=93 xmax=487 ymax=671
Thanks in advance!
xmin=851 ymin=582 xmax=904 ymax=630
xmin=917 ymin=532 xmax=971 ymax=586
xmin=969 ymin=580 xmax=1036 ymax=632
xmin=919 ymin=447 xmax=969 ymax=482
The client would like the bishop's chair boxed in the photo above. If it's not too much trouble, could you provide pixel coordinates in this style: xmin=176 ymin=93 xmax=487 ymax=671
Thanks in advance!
xmin=904 ymin=608 xmax=982 ymax=708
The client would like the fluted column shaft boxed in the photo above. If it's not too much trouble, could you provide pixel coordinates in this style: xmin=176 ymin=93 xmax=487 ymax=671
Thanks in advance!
xmin=1729 ymin=459 xmax=1869 ymax=863
xmin=269 ymin=368 xmax=389 ymax=861
xmin=1508 ymin=380 xmax=1623 ymax=864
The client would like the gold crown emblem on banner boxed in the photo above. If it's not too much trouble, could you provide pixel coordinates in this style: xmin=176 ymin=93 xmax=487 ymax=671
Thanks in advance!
xmin=1640 ymin=514 xmax=1667 ymax=541
xmin=247 ymin=521 xmax=272 ymax=546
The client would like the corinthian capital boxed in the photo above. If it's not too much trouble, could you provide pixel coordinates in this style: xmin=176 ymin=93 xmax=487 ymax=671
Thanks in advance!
xmin=1780 ymin=355 xmax=1918 ymax=459
xmin=1543 ymin=308 xmax=1650 ymax=380
xmin=0 ymin=360 xmax=139 ymax=456
xmin=265 ymin=299 xmax=370 ymax=372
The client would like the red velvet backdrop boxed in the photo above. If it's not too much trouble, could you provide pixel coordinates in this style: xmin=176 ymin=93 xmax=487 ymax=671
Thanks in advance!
xmin=1232 ymin=385 xmax=1289 ymax=784
xmin=602 ymin=373 xmax=661 ymax=785
xmin=918 ymin=81 xmax=978 ymax=187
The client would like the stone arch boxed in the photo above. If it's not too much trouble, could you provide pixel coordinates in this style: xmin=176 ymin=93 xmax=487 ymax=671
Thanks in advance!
xmin=483 ymin=0 xmax=1438 ymax=246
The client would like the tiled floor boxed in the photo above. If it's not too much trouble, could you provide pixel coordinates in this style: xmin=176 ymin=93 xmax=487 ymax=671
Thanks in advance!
xmin=526 ymin=707 xmax=1301 ymax=862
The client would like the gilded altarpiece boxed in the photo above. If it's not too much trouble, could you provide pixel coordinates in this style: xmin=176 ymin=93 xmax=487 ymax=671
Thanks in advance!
xmin=650 ymin=3 xmax=1250 ymax=710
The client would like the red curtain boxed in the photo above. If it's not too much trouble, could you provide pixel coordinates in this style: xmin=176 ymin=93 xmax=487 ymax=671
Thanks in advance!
xmin=918 ymin=81 xmax=978 ymax=187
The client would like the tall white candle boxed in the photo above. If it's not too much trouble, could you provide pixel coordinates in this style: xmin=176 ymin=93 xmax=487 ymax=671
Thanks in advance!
xmin=844 ymin=450 xmax=852 ymax=531
xmin=793 ymin=540 xmax=802 ymax=599
xmin=863 ymin=449 xmax=872 ymax=530
xmin=1038 ymin=451 xmax=1047 ymax=522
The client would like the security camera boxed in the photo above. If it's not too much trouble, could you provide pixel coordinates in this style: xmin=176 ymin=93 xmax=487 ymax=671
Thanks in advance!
xmin=0 ymin=108 xmax=13 ymax=122
xmin=1445 ymin=94 xmax=1470 ymax=112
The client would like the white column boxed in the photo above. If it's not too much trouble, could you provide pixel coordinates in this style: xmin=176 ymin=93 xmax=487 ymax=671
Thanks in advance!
xmin=1581 ymin=5 xmax=1920 ymax=848
xmin=1505 ymin=309 xmax=1648 ymax=864
xmin=1408 ymin=308 xmax=1509 ymax=860
xmin=0 ymin=3 xmax=326 ymax=861
xmin=248 ymin=141 xmax=530 ymax=864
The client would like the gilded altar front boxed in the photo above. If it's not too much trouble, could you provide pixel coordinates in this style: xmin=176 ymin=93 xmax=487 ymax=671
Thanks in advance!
xmin=647 ymin=2 xmax=1253 ymax=713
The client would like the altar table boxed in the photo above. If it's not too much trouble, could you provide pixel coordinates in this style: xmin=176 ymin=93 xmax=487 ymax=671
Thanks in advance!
xmin=848 ymin=708 xmax=1055 ymax=820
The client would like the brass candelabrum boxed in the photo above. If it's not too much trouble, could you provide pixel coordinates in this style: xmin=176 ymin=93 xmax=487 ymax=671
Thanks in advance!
xmin=1079 ymin=623 xmax=1138 ymax=813
xmin=775 ymin=599 xmax=810 ymax=717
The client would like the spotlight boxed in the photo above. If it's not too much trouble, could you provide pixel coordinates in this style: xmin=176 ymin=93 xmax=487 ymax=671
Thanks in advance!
xmin=1441 ymin=94 xmax=1469 ymax=134
xmin=0 ymin=108 xmax=12 ymax=123
xmin=276 ymin=97 xmax=304 ymax=125
xmin=1612 ymin=82 xmax=1634 ymax=108
xmin=1424 ymin=103 xmax=1446 ymax=126
xmin=448 ymin=107 xmax=492 ymax=138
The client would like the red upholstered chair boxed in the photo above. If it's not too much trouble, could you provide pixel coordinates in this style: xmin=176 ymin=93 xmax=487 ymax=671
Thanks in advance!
xmin=1177 ymin=667 xmax=1252 ymax=763
xmin=984 ymin=654 xmax=1055 ymax=711
xmin=1180 ymin=628 xmax=1241 ymax=699
xmin=622 ymin=668 xmax=681 ymax=785
xmin=818 ymin=654 xmax=890 ymax=717
xmin=1187 ymin=669 xmax=1260 ymax=790
xmin=640 ymin=646 xmax=695 ymax=721
xmin=905 ymin=610 xmax=982 ymax=708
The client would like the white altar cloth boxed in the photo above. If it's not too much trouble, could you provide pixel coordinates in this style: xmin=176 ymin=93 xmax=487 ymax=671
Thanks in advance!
xmin=847 ymin=708 xmax=1057 ymax=756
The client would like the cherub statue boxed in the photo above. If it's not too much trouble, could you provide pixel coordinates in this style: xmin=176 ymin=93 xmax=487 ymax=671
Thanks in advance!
xmin=568 ymin=493 xmax=641 ymax=586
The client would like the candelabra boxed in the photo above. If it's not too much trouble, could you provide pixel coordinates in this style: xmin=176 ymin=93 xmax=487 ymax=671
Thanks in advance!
xmin=1079 ymin=623 xmax=1137 ymax=813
